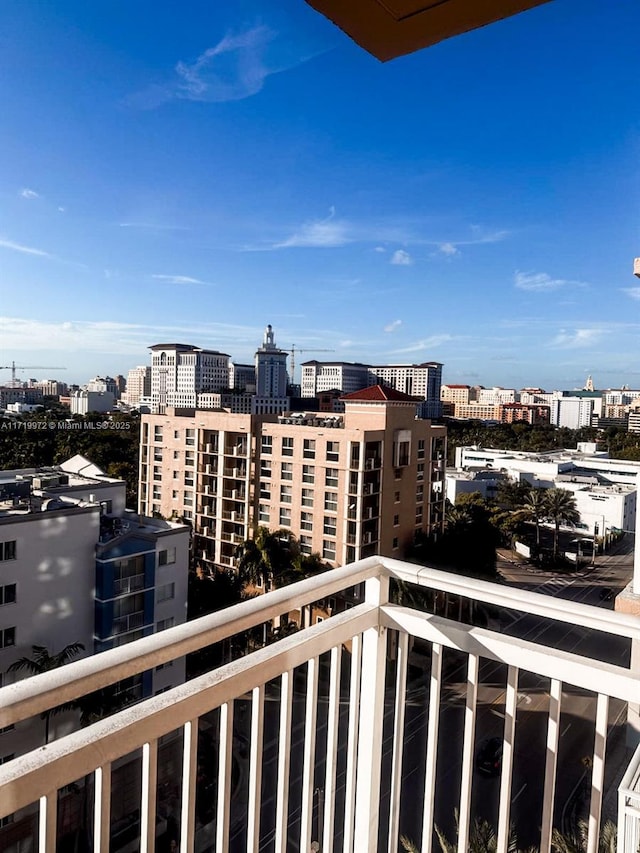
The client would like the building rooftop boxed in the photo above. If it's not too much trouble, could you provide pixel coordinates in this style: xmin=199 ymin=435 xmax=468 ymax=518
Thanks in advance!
xmin=341 ymin=384 xmax=420 ymax=402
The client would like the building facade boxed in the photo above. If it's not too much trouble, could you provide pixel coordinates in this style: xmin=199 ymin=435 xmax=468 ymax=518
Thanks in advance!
xmin=139 ymin=386 xmax=447 ymax=572
xmin=124 ymin=365 xmax=151 ymax=407
xmin=0 ymin=456 xmax=189 ymax=760
xmin=149 ymin=344 xmax=230 ymax=414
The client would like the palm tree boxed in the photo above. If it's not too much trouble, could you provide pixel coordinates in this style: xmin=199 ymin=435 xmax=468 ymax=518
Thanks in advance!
xmin=8 ymin=642 xmax=85 ymax=743
xmin=513 ymin=487 xmax=548 ymax=548
xmin=433 ymin=811 xmax=537 ymax=853
xmin=551 ymin=818 xmax=616 ymax=852
xmin=544 ymin=488 xmax=580 ymax=561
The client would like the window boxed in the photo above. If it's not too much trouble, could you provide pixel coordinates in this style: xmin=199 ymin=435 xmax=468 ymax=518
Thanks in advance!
xmin=261 ymin=435 xmax=272 ymax=454
xmin=326 ymin=441 xmax=340 ymax=462
xmin=153 ymin=449 xmax=163 ymax=462
xmin=281 ymin=462 xmax=293 ymax=481
xmin=323 ymin=516 xmax=337 ymax=536
xmin=173 ymin=470 xmax=179 ymax=479
xmin=417 ymin=463 xmax=425 ymax=480
xmin=280 ymin=485 xmax=292 ymax=504
xmin=325 ymin=468 xmax=338 ymax=488
xmin=300 ymin=512 xmax=313 ymax=531
xmin=392 ymin=537 xmax=399 ymax=550
xmin=324 ymin=492 xmax=338 ymax=512
xmin=0 ymin=627 xmax=16 ymax=648
xmin=174 ymin=430 xmax=180 ymax=440
xmin=416 ymin=485 xmax=424 ymax=502
xmin=302 ymin=465 xmax=315 ymax=484
xmin=173 ymin=450 xmax=180 ymax=459
xmin=260 ymin=460 xmax=271 ymax=478
xmin=154 ymin=427 xmax=163 ymax=443
xmin=415 ymin=507 xmax=423 ymax=524
xmin=280 ymin=507 xmax=291 ymax=527
xmin=0 ymin=584 xmax=16 ymax=606
xmin=300 ymin=536 xmax=312 ymax=555
xmin=185 ymin=428 xmax=195 ymax=446
xmin=394 ymin=491 xmax=400 ymax=503
xmin=156 ymin=617 xmax=175 ymax=632
xmin=159 ymin=548 xmax=176 ymax=566
xmin=301 ymin=488 xmax=314 ymax=507
xmin=417 ymin=439 xmax=425 ymax=459
xmin=259 ymin=505 xmax=270 ymax=523
xmin=153 ymin=466 xmax=162 ymax=482
xmin=260 ymin=485 xmax=271 ymax=500
xmin=185 ymin=452 xmax=195 ymax=467
xmin=322 ymin=540 xmax=336 ymax=560
xmin=303 ymin=439 xmax=315 ymax=459
xmin=393 ymin=514 xmax=399 ymax=527
xmin=282 ymin=437 xmax=294 ymax=456
xmin=156 ymin=582 xmax=175 ymax=602
xmin=172 ymin=490 xmax=178 ymax=500
xmin=0 ymin=541 xmax=16 ymax=562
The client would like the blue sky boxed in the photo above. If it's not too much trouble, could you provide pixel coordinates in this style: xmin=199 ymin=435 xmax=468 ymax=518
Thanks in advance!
xmin=1 ymin=0 xmax=639 ymax=391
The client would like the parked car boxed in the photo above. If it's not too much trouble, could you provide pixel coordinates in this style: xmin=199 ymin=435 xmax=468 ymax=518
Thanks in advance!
xmin=475 ymin=737 xmax=502 ymax=777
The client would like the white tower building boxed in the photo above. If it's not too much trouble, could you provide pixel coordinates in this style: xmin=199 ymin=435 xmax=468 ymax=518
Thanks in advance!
xmin=255 ymin=325 xmax=289 ymax=398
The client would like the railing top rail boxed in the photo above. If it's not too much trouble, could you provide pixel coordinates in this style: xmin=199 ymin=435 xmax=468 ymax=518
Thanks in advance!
xmin=0 ymin=557 xmax=383 ymax=729
xmin=380 ymin=556 xmax=640 ymax=642
xmin=0 ymin=603 xmax=378 ymax=820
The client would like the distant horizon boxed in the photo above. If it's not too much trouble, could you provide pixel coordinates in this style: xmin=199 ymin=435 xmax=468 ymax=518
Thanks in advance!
xmin=1 ymin=1 xmax=639 ymax=393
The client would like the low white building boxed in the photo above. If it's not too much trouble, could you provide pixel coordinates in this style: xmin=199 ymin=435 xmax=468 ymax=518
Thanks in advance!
xmin=69 ymin=389 xmax=115 ymax=415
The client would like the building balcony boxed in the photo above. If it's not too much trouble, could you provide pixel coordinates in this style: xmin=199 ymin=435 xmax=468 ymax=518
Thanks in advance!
xmin=0 ymin=558 xmax=639 ymax=852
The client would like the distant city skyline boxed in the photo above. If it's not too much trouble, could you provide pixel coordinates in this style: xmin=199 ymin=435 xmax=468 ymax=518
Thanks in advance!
xmin=1 ymin=1 xmax=639 ymax=390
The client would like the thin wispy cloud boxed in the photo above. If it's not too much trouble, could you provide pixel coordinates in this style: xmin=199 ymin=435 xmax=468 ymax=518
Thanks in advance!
xmin=391 ymin=249 xmax=412 ymax=266
xmin=392 ymin=334 xmax=453 ymax=353
xmin=0 ymin=238 xmax=51 ymax=258
xmin=515 ymin=270 xmax=586 ymax=292
xmin=273 ymin=207 xmax=350 ymax=249
xmin=384 ymin=319 xmax=402 ymax=333
xmin=20 ymin=188 xmax=40 ymax=200
xmin=127 ymin=25 xmax=321 ymax=109
xmin=550 ymin=328 xmax=605 ymax=349
xmin=621 ymin=287 xmax=640 ymax=301
xmin=118 ymin=222 xmax=189 ymax=231
xmin=426 ymin=227 xmax=508 ymax=257
xmin=151 ymin=274 xmax=212 ymax=286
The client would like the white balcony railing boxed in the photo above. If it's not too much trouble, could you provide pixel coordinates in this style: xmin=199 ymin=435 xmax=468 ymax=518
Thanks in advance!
xmin=0 ymin=557 xmax=639 ymax=853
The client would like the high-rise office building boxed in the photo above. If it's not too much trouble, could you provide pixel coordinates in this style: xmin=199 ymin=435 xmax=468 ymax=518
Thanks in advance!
xmin=149 ymin=344 xmax=230 ymax=414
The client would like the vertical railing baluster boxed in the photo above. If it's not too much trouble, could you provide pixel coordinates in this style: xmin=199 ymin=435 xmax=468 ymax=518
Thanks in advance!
xmin=94 ymin=763 xmax=112 ymax=853
xmin=343 ymin=633 xmax=362 ymax=853
xmin=181 ymin=719 xmax=199 ymax=853
xmin=586 ymin=693 xmax=609 ymax=853
xmin=540 ymin=678 xmax=562 ymax=853
xmin=353 ymin=573 xmax=390 ymax=850
xmin=300 ymin=657 xmax=319 ymax=852
xmin=421 ymin=642 xmax=442 ymax=853
xmin=216 ymin=701 xmax=234 ymax=853
xmin=141 ymin=740 xmax=158 ymax=853
xmin=275 ymin=670 xmax=293 ymax=853
xmin=247 ymin=684 xmax=265 ymax=852
xmin=496 ymin=666 xmax=519 ymax=853
xmin=388 ymin=631 xmax=409 ymax=853
xmin=458 ymin=653 xmax=479 ymax=853
xmin=323 ymin=645 xmax=342 ymax=853
xmin=39 ymin=791 xmax=57 ymax=853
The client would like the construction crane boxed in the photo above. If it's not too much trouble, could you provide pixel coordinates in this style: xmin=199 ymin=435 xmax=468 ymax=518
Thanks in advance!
xmin=0 ymin=361 xmax=67 ymax=386
xmin=289 ymin=345 xmax=335 ymax=385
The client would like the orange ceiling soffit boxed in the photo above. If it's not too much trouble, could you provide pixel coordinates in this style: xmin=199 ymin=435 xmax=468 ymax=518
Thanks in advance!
xmin=305 ymin=0 xmax=553 ymax=61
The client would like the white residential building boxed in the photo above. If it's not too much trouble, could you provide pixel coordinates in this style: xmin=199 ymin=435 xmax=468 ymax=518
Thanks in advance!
xmin=550 ymin=396 xmax=599 ymax=428
xmin=149 ymin=344 xmax=230 ymax=414
xmin=124 ymin=365 xmax=151 ymax=407
xmin=301 ymin=361 xmax=370 ymax=398
xmin=369 ymin=361 xmax=443 ymax=418
xmin=69 ymin=390 xmax=115 ymax=415
xmin=476 ymin=386 xmax=517 ymax=405
xmin=0 ymin=456 xmax=189 ymax=759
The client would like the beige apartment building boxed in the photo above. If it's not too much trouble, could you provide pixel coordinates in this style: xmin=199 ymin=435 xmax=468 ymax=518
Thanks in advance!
xmin=139 ymin=386 xmax=446 ymax=572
